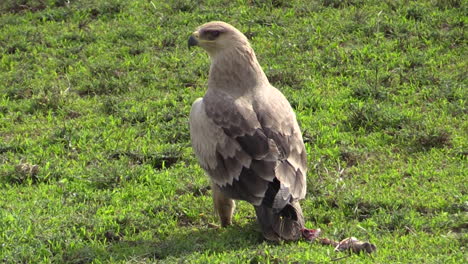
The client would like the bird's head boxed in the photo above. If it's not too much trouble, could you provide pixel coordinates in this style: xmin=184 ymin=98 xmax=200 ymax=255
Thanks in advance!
xmin=188 ymin=21 xmax=250 ymax=56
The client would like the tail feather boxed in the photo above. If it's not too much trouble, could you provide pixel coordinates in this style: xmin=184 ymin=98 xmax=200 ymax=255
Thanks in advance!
xmin=255 ymin=201 xmax=304 ymax=241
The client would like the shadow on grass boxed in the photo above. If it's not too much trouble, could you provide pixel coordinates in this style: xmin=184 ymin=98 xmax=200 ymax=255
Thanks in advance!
xmin=64 ymin=223 xmax=263 ymax=263
xmin=118 ymin=223 xmax=263 ymax=261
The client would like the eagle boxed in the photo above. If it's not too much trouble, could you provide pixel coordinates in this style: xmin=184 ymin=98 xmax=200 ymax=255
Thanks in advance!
xmin=188 ymin=21 xmax=308 ymax=241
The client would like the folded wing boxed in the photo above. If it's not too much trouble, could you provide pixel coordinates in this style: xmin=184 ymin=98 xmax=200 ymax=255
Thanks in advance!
xmin=189 ymin=87 xmax=307 ymax=210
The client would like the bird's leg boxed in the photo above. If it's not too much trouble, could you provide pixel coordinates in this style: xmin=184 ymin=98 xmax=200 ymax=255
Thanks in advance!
xmin=211 ymin=183 xmax=235 ymax=227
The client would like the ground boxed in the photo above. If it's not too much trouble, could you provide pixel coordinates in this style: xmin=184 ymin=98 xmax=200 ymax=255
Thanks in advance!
xmin=0 ymin=0 xmax=466 ymax=263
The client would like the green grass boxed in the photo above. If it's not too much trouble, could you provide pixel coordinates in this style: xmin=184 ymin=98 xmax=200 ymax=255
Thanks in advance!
xmin=0 ymin=0 xmax=466 ymax=263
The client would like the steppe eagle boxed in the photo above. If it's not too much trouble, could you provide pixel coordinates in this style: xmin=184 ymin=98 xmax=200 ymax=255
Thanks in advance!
xmin=188 ymin=21 xmax=307 ymax=241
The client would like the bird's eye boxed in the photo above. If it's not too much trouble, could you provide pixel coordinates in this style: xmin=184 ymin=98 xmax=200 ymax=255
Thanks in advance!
xmin=210 ymin=30 xmax=220 ymax=38
xmin=205 ymin=30 xmax=222 ymax=40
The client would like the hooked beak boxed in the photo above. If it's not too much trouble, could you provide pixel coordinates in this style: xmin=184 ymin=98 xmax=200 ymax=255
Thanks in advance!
xmin=188 ymin=31 xmax=199 ymax=49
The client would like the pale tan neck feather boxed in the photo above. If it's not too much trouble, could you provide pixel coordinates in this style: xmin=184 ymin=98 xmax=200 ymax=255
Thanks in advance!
xmin=208 ymin=44 xmax=269 ymax=96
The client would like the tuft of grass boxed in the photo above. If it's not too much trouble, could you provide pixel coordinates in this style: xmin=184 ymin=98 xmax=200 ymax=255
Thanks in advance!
xmin=108 ymin=148 xmax=183 ymax=170
xmin=250 ymin=0 xmax=293 ymax=8
xmin=345 ymin=102 xmax=408 ymax=132
xmin=321 ymin=0 xmax=364 ymax=8
xmin=397 ymin=124 xmax=453 ymax=152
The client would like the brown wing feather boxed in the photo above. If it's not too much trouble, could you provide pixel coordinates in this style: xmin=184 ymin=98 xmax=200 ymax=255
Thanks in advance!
xmin=197 ymin=87 xmax=307 ymax=207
